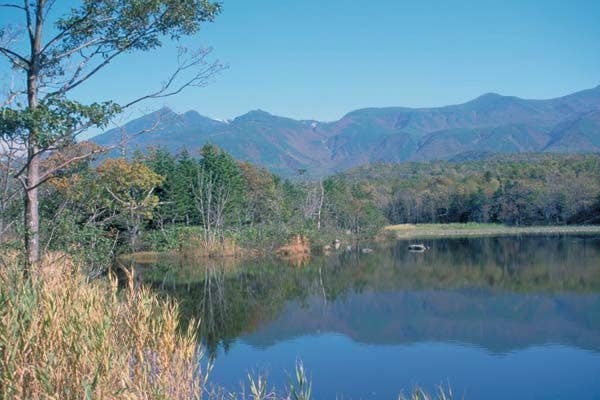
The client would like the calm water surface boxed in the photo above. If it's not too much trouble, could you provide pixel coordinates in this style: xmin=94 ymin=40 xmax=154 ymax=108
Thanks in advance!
xmin=140 ymin=235 xmax=600 ymax=399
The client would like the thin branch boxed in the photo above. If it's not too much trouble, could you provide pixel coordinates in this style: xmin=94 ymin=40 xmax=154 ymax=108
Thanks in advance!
xmin=47 ymin=45 xmax=103 ymax=93
xmin=0 ymin=46 xmax=29 ymax=66
xmin=23 ymin=0 xmax=34 ymax=45
xmin=42 ymin=0 xmax=56 ymax=19
xmin=36 ymin=147 xmax=108 ymax=184
xmin=123 ymin=48 xmax=224 ymax=109
xmin=0 ymin=3 xmax=25 ymax=10
xmin=44 ymin=28 xmax=162 ymax=99
xmin=105 ymin=186 xmax=156 ymax=210
xmin=48 ymin=37 xmax=103 ymax=62
xmin=40 ymin=10 xmax=109 ymax=54
xmin=20 ymin=118 xmax=162 ymax=190
xmin=41 ymin=198 xmax=68 ymax=254
xmin=0 ymin=90 xmax=24 ymax=107
xmin=45 ymin=47 xmax=129 ymax=98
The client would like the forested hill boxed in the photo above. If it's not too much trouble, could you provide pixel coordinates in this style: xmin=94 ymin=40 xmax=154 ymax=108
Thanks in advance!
xmin=91 ymin=86 xmax=600 ymax=176
xmin=333 ymin=153 xmax=600 ymax=226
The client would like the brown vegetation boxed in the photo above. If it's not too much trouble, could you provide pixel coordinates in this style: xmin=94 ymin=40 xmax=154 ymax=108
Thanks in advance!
xmin=180 ymin=234 xmax=243 ymax=259
xmin=275 ymin=235 xmax=311 ymax=266
xmin=0 ymin=259 xmax=208 ymax=399
xmin=275 ymin=235 xmax=311 ymax=257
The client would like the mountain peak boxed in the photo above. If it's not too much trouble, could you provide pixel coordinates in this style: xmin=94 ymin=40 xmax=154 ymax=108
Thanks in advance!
xmin=134 ymin=106 xmax=179 ymax=124
xmin=246 ymin=109 xmax=272 ymax=117
xmin=233 ymin=109 xmax=274 ymax=122
xmin=473 ymin=92 xmax=504 ymax=101
xmin=463 ymin=92 xmax=522 ymax=110
xmin=155 ymin=105 xmax=177 ymax=115
xmin=181 ymin=110 xmax=225 ymax=129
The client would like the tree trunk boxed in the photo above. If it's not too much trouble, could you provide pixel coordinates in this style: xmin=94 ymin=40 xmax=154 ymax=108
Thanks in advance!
xmin=24 ymin=153 xmax=40 ymax=266
xmin=317 ymin=179 xmax=324 ymax=230
xmin=24 ymin=0 xmax=44 ymax=267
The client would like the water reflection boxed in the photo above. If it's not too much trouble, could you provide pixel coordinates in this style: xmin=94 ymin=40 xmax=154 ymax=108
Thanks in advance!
xmin=138 ymin=235 xmax=600 ymax=356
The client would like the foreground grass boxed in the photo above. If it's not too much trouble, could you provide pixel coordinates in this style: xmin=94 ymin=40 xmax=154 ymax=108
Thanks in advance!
xmin=385 ymin=223 xmax=600 ymax=239
xmin=0 ymin=253 xmax=208 ymax=399
xmin=0 ymin=252 xmax=454 ymax=400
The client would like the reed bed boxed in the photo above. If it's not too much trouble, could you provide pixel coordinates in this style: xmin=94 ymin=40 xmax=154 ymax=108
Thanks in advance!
xmin=0 ymin=254 xmax=209 ymax=400
xmin=179 ymin=235 xmax=243 ymax=259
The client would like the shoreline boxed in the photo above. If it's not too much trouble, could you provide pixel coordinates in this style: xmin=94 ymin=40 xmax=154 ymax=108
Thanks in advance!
xmin=385 ymin=223 xmax=600 ymax=239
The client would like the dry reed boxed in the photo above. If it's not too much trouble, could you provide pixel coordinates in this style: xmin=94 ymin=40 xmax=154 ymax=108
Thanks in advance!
xmin=0 ymin=254 xmax=209 ymax=400
xmin=275 ymin=235 xmax=310 ymax=257
xmin=179 ymin=235 xmax=242 ymax=259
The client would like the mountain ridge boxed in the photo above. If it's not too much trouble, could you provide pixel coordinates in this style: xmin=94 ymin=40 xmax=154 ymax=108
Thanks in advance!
xmin=92 ymin=86 xmax=600 ymax=176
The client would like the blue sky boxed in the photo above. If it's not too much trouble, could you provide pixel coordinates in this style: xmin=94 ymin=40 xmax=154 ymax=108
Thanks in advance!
xmin=2 ymin=0 xmax=600 ymax=123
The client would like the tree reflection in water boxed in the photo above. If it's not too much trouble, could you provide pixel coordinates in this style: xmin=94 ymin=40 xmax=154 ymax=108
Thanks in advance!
xmin=137 ymin=234 xmax=600 ymax=357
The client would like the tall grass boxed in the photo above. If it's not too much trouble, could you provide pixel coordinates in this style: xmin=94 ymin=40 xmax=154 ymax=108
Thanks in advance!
xmin=180 ymin=233 xmax=243 ymax=259
xmin=0 ymin=253 xmax=209 ymax=399
xmin=231 ymin=363 xmax=311 ymax=400
xmin=399 ymin=385 xmax=454 ymax=400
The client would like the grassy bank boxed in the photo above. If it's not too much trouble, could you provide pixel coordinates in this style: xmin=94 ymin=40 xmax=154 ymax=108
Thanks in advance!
xmin=385 ymin=223 xmax=600 ymax=239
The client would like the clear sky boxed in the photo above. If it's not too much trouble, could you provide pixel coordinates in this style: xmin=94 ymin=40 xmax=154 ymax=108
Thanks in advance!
xmin=2 ymin=0 xmax=600 ymax=123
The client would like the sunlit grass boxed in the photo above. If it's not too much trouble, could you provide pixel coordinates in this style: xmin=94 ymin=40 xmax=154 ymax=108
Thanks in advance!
xmin=0 ymin=253 xmax=209 ymax=399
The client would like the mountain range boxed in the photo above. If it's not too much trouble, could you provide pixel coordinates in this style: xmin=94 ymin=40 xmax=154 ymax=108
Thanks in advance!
xmin=92 ymin=85 xmax=600 ymax=176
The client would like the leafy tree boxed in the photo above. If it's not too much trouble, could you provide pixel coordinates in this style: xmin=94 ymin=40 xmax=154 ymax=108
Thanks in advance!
xmin=139 ymin=146 xmax=179 ymax=229
xmin=0 ymin=0 xmax=223 ymax=267
xmin=323 ymin=177 xmax=386 ymax=236
xmin=239 ymin=162 xmax=281 ymax=224
xmin=96 ymin=159 xmax=164 ymax=250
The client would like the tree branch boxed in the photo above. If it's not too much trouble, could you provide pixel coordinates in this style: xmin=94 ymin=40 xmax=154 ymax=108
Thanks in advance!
xmin=19 ymin=117 xmax=162 ymax=191
xmin=0 ymin=46 xmax=29 ymax=66
xmin=0 ymin=3 xmax=25 ymax=10
xmin=48 ymin=37 xmax=104 ymax=63
xmin=123 ymin=47 xmax=224 ymax=109
xmin=43 ymin=33 xmax=151 ymax=98
xmin=40 ymin=10 xmax=100 ymax=54
xmin=23 ymin=0 xmax=34 ymax=46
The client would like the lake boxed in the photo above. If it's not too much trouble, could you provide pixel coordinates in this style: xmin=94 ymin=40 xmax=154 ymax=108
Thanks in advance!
xmin=138 ymin=234 xmax=600 ymax=399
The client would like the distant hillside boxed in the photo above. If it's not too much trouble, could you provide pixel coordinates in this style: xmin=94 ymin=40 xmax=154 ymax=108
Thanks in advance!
xmin=91 ymin=86 xmax=600 ymax=176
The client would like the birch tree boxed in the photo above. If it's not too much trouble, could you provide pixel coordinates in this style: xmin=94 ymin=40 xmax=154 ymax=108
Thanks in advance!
xmin=0 ymin=0 xmax=223 ymax=268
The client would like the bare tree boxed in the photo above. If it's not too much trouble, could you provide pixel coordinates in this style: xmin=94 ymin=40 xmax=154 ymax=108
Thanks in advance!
xmin=302 ymin=180 xmax=326 ymax=230
xmin=193 ymin=168 xmax=231 ymax=248
xmin=0 ymin=1 xmax=224 ymax=267
xmin=316 ymin=178 xmax=324 ymax=230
